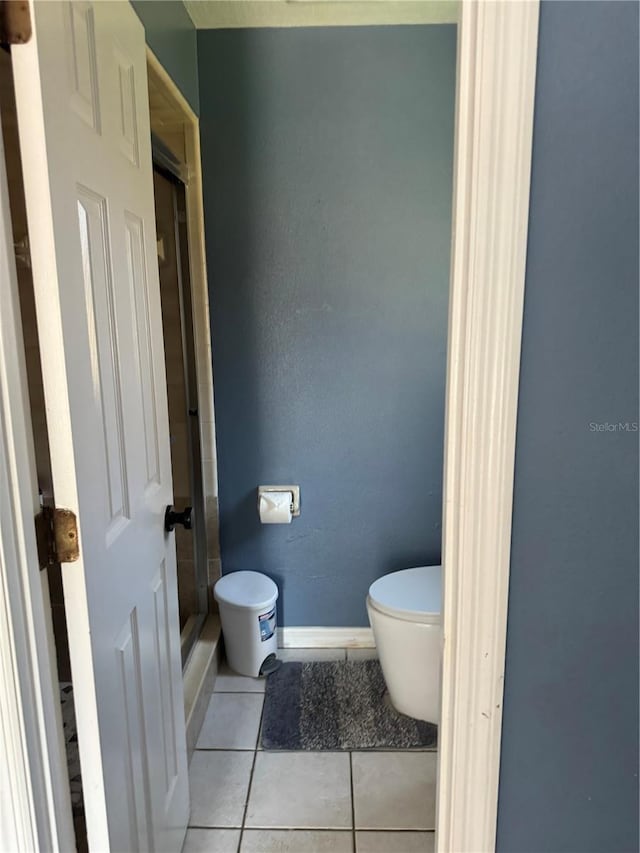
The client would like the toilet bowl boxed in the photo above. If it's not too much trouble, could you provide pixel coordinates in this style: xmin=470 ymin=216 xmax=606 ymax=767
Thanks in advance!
xmin=367 ymin=565 xmax=442 ymax=723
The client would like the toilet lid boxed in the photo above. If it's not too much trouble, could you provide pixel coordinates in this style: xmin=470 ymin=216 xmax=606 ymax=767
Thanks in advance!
xmin=368 ymin=566 xmax=441 ymax=622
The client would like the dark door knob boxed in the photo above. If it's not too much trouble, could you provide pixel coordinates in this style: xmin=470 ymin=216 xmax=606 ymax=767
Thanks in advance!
xmin=164 ymin=505 xmax=193 ymax=533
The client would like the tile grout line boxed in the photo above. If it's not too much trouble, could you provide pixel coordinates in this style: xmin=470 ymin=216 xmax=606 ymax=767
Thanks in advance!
xmin=237 ymin=693 xmax=266 ymax=853
xmin=213 ymin=690 xmax=266 ymax=695
xmin=193 ymin=742 xmax=263 ymax=753
xmin=349 ymin=751 xmax=356 ymax=853
xmin=187 ymin=823 xmax=372 ymax=835
xmin=188 ymin=824 xmax=437 ymax=833
xmin=189 ymin=826 xmax=437 ymax=832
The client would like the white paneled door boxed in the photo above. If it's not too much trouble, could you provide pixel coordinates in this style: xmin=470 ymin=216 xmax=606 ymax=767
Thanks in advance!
xmin=12 ymin=2 xmax=189 ymax=850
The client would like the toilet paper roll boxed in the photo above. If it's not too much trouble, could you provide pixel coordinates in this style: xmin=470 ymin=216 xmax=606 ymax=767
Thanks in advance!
xmin=259 ymin=491 xmax=293 ymax=524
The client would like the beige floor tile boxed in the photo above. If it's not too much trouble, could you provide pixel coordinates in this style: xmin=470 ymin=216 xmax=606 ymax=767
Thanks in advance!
xmin=197 ymin=692 xmax=264 ymax=749
xmin=182 ymin=828 xmax=241 ymax=852
xmin=241 ymin=829 xmax=353 ymax=852
xmin=245 ymin=752 xmax=352 ymax=829
xmin=356 ymin=830 xmax=435 ymax=852
xmin=347 ymin=648 xmax=378 ymax=661
xmin=277 ymin=648 xmax=346 ymax=662
xmin=189 ymin=750 xmax=254 ymax=827
xmin=215 ymin=661 xmax=266 ymax=693
xmin=352 ymin=752 xmax=437 ymax=830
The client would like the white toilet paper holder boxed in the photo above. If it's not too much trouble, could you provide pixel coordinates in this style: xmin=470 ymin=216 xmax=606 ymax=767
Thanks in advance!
xmin=257 ymin=485 xmax=301 ymax=518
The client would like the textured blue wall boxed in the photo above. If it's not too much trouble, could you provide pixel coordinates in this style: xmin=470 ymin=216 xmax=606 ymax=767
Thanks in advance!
xmin=198 ymin=26 xmax=456 ymax=626
xmin=131 ymin=0 xmax=199 ymax=113
xmin=497 ymin=2 xmax=639 ymax=850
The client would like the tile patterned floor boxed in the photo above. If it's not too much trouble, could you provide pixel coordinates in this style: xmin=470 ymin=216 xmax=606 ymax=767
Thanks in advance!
xmin=184 ymin=649 xmax=436 ymax=853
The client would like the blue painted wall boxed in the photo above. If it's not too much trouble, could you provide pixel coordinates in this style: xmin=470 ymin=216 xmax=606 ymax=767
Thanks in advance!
xmin=497 ymin=2 xmax=639 ymax=850
xmin=198 ymin=26 xmax=456 ymax=626
xmin=131 ymin=0 xmax=199 ymax=113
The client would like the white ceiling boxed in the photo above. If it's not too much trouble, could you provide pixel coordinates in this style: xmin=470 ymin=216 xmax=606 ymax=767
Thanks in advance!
xmin=184 ymin=0 xmax=459 ymax=29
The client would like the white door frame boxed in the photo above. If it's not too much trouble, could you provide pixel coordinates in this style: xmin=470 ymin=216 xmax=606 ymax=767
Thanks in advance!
xmin=437 ymin=2 xmax=539 ymax=851
xmin=0 ymin=0 xmax=539 ymax=849
xmin=0 ymin=108 xmax=76 ymax=852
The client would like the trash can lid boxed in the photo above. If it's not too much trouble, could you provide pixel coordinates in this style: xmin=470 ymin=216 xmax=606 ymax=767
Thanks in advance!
xmin=214 ymin=571 xmax=278 ymax=611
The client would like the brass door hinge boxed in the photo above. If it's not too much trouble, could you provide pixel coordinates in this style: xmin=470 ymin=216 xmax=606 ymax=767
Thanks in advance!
xmin=0 ymin=1 xmax=31 ymax=46
xmin=35 ymin=507 xmax=80 ymax=569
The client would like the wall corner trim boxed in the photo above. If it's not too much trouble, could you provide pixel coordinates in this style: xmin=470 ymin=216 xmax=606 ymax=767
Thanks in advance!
xmin=436 ymin=2 xmax=540 ymax=852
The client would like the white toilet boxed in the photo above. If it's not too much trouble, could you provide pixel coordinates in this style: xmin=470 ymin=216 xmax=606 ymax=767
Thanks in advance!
xmin=367 ymin=565 xmax=442 ymax=723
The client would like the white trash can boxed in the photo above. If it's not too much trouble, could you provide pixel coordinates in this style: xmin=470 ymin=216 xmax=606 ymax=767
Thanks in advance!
xmin=214 ymin=571 xmax=279 ymax=677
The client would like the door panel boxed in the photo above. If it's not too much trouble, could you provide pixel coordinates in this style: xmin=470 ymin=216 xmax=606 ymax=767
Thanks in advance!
xmin=76 ymin=186 xmax=132 ymax=531
xmin=12 ymin=2 xmax=189 ymax=850
xmin=115 ymin=611 xmax=153 ymax=853
xmin=125 ymin=210 xmax=162 ymax=490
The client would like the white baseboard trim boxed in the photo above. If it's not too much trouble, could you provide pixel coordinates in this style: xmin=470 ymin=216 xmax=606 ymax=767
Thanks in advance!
xmin=183 ymin=614 xmax=221 ymax=756
xmin=278 ymin=627 xmax=375 ymax=649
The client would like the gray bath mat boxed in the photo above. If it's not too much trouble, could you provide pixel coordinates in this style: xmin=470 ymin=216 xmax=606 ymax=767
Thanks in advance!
xmin=261 ymin=659 xmax=437 ymax=750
